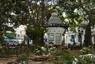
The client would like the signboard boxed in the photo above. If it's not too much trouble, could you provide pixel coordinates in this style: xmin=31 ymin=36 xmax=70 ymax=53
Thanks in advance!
xmin=5 ymin=33 xmax=16 ymax=39
xmin=4 ymin=32 xmax=19 ymax=45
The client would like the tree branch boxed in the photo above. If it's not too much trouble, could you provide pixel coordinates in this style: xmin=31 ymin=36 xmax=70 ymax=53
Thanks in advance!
xmin=78 ymin=0 xmax=90 ymax=14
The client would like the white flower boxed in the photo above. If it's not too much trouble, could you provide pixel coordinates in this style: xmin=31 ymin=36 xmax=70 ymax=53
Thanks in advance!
xmin=41 ymin=47 xmax=47 ymax=51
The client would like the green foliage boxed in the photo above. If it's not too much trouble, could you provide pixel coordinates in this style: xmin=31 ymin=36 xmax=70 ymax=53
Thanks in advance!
xmin=80 ymin=46 xmax=91 ymax=54
xmin=47 ymin=47 xmax=95 ymax=64
xmin=58 ymin=52 xmax=75 ymax=64
xmin=33 ymin=46 xmax=56 ymax=55
xmin=58 ymin=0 xmax=95 ymax=31
xmin=26 ymin=27 xmax=38 ymax=40
xmin=33 ymin=46 xmax=49 ymax=55
xmin=0 ymin=0 xmax=49 ymax=37
xmin=26 ymin=26 xmax=46 ymax=40
xmin=77 ymin=54 xmax=95 ymax=64
xmin=16 ymin=55 xmax=28 ymax=64
xmin=48 ymin=50 xmax=76 ymax=64
xmin=58 ymin=0 xmax=95 ymax=46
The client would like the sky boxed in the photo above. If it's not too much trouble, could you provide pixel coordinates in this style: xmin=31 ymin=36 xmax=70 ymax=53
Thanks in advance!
xmin=47 ymin=0 xmax=59 ymax=5
xmin=32 ymin=0 xmax=59 ymax=5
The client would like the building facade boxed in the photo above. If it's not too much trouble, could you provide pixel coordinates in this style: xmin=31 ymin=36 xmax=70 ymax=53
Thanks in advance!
xmin=44 ymin=12 xmax=95 ymax=46
xmin=44 ymin=12 xmax=68 ymax=45
xmin=64 ymin=27 xmax=85 ymax=45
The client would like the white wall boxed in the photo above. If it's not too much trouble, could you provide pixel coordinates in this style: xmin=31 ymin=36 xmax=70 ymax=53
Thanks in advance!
xmin=15 ymin=25 xmax=26 ymax=40
xmin=46 ymin=27 xmax=65 ymax=45
xmin=65 ymin=31 xmax=76 ymax=45
xmin=64 ymin=28 xmax=85 ymax=45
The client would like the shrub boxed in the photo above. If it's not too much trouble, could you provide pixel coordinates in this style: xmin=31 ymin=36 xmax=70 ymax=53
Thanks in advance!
xmin=77 ymin=54 xmax=95 ymax=64
xmin=58 ymin=52 xmax=75 ymax=64
xmin=15 ymin=55 xmax=28 ymax=64
xmin=48 ymin=48 xmax=76 ymax=64
xmin=80 ymin=47 xmax=91 ymax=54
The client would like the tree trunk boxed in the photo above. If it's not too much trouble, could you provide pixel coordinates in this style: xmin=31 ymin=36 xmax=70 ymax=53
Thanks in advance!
xmin=84 ymin=14 xmax=92 ymax=47
xmin=40 ymin=35 xmax=45 ymax=46
xmin=41 ymin=0 xmax=45 ymax=26
xmin=0 ymin=31 xmax=3 ymax=43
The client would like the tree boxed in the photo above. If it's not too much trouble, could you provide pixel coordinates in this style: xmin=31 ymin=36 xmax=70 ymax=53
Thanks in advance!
xmin=0 ymin=0 xmax=15 ymax=42
xmin=58 ymin=0 xmax=95 ymax=46
xmin=25 ymin=0 xmax=51 ymax=45
xmin=26 ymin=25 xmax=46 ymax=45
xmin=0 ymin=0 xmax=51 ymax=45
xmin=78 ymin=0 xmax=95 ymax=46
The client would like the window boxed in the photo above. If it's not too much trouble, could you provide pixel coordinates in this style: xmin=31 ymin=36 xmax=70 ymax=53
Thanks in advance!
xmin=48 ymin=33 xmax=54 ymax=44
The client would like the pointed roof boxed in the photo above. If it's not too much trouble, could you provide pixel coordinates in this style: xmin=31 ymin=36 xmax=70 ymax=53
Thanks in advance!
xmin=48 ymin=12 xmax=62 ymax=24
xmin=45 ymin=12 xmax=69 ymax=28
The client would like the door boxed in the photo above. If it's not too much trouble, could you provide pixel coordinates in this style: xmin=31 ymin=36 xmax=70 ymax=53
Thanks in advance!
xmin=55 ymin=33 xmax=61 ymax=44
xmin=48 ymin=33 xmax=54 ymax=44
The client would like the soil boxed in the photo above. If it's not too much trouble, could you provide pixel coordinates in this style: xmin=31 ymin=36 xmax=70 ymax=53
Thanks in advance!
xmin=0 ymin=56 xmax=54 ymax=64
xmin=0 ymin=58 xmax=54 ymax=64
xmin=0 ymin=57 xmax=17 ymax=64
xmin=0 ymin=50 xmax=80 ymax=64
xmin=67 ymin=49 xmax=81 ymax=55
